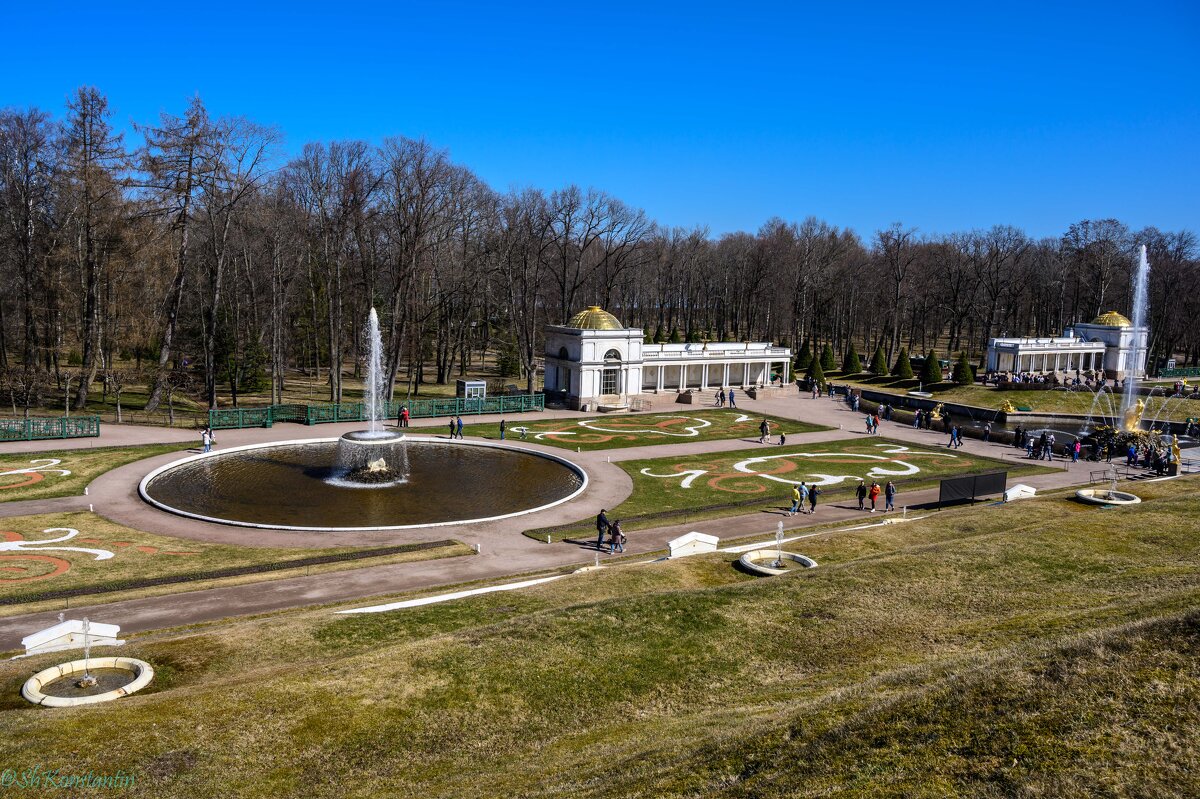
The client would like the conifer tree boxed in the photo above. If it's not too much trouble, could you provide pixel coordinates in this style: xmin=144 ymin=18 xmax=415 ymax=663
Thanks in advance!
xmin=794 ymin=340 xmax=812 ymax=372
xmin=921 ymin=350 xmax=943 ymax=386
xmin=952 ymin=350 xmax=974 ymax=385
xmin=891 ymin=348 xmax=914 ymax=379
xmin=869 ymin=344 xmax=889 ymax=376
xmin=842 ymin=343 xmax=862 ymax=374
xmin=820 ymin=343 xmax=837 ymax=372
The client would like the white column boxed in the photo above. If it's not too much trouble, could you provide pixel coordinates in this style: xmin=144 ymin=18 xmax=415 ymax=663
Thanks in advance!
xmin=701 ymin=364 xmax=709 ymax=389
xmin=656 ymin=365 xmax=663 ymax=391
xmin=723 ymin=363 xmax=730 ymax=387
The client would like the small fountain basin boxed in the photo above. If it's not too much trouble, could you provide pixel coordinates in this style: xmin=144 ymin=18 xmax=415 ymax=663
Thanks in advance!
xmin=1075 ymin=489 xmax=1142 ymax=506
xmin=738 ymin=550 xmax=818 ymax=577
xmin=22 ymin=657 xmax=154 ymax=707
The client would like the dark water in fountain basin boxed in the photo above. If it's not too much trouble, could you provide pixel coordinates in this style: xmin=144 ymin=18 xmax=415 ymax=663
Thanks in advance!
xmin=143 ymin=441 xmax=584 ymax=529
xmin=41 ymin=668 xmax=136 ymax=698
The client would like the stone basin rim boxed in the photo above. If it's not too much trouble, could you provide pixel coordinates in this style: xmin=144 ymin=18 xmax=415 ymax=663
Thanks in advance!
xmin=137 ymin=435 xmax=589 ymax=532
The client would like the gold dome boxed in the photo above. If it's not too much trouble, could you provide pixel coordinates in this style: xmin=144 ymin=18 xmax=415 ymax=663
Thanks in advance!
xmin=1091 ymin=310 xmax=1132 ymax=327
xmin=566 ymin=306 xmax=623 ymax=330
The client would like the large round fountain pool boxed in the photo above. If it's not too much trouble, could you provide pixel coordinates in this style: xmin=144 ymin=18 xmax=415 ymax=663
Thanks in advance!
xmin=139 ymin=437 xmax=587 ymax=530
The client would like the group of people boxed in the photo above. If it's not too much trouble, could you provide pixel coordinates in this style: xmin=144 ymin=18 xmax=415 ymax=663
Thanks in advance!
xmin=855 ymin=479 xmax=896 ymax=512
xmin=199 ymin=426 xmax=216 ymax=453
xmin=787 ymin=482 xmax=822 ymax=515
xmin=714 ymin=388 xmax=738 ymax=408
xmin=594 ymin=509 xmax=626 ymax=553
xmin=447 ymin=416 xmax=465 ymax=439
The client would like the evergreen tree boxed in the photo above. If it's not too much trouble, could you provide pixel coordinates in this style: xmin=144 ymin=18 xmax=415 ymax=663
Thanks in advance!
xmin=807 ymin=356 xmax=825 ymax=387
xmin=652 ymin=324 xmax=665 ymax=344
xmin=794 ymin=340 xmax=812 ymax=372
xmin=869 ymin=344 xmax=889 ymax=376
xmin=842 ymin=343 xmax=862 ymax=374
xmin=820 ymin=343 xmax=837 ymax=372
xmin=668 ymin=327 xmax=682 ymax=343
xmin=952 ymin=350 xmax=974 ymax=385
xmin=891 ymin=348 xmax=914 ymax=379
xmin=921 ymin=349 xmax=943 ymax=386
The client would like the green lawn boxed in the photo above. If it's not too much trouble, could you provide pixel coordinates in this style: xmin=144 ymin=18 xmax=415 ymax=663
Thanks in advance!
xmin=531 ymin=436 xmax=1054 ymax=539
xmin=0 ymin=478 xmax=1196 ymax=797
xmin=459 ymin=409 xmax=827 ymax=451
xmin=839 ymin=377 xmax=1200 ymax=421
xmin=0 ymin=511 xmax=470 ymax=607
xmin=0 ymin=443 xmax=192 ymax=502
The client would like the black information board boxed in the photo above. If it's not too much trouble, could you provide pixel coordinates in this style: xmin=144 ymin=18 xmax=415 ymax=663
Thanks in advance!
xmin=938 ymin=471 xmax=1008 ymax=507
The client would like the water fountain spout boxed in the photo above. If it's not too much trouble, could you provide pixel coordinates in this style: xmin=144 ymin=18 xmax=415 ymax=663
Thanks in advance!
xmin=1118 ymin=245 xmax=1150 ymax=428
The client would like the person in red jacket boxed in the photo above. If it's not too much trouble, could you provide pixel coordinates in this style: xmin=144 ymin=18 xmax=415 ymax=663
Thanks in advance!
xmin=868 ymin=481 xmax=881 ymax=512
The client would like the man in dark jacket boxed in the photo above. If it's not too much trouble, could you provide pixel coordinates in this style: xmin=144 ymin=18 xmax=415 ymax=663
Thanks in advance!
xmin=596 ymin=509 xmax=610 ymax=550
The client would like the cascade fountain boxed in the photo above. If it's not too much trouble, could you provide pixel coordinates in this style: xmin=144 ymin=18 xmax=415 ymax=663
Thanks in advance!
xmin=330 ymin=308 xmax=410 ymax=486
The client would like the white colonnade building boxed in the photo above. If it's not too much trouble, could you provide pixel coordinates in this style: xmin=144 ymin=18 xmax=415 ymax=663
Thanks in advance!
xmin=985 ymin=311 xmax=1148 ymax=379
xmin=543 ymin=307 xmax=792 ymax=411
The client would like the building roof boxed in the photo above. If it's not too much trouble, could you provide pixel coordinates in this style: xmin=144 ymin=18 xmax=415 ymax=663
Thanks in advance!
xmin=566 ymin=306 xmax=623 ymax=330
xmin=1090 ymin=310 xmax=1133 ymax=327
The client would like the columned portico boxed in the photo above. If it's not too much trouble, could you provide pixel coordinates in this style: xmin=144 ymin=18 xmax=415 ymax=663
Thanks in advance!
xmin=544 ymin=307 xmax=791 ymax=410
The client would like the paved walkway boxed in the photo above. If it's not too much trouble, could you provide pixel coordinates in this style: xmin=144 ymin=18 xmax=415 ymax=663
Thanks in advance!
xmin=0 ymin=392 xmax=1103 ymax=651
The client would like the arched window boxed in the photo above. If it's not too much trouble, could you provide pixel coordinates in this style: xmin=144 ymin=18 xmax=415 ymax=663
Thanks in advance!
xmin=604 ymin=349 xmax=622 ymax=362
xmin=558 ymin=346 xmax=569 ymax=360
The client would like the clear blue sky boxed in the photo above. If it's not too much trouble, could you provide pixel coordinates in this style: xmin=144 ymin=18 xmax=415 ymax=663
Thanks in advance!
xmin=4 ymin=1 xmax=1197 ymax=239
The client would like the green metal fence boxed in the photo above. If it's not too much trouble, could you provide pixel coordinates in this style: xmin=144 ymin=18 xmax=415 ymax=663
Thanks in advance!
xmin=0 ymin=416 xmax=101 ymax=442
xmin=1160 ymin=367 xmax=1200 ymax=379
xmin=208 ymin=394 xmax=545 ymax=430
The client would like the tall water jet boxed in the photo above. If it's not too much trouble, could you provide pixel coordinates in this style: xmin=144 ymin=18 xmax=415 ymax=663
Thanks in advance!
xmin=1120 ymin=245 xmax=1151 ymax=430
xmin=332 ymin=308 xmax=408 ymax=485
xmin=364 ymin=307 xmax=385 ymax=435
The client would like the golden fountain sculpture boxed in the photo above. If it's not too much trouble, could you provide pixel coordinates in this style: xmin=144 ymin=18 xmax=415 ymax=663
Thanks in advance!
xmin=930 ymin=403 xmax=945 ymax=422
xmin=999 ymin=399 xmax=1017 ymax=414
xmin=1122 ymin=398 xmax=1146 ymax=432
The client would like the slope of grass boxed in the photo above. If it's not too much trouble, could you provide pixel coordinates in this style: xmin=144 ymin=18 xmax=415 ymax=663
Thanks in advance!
xmin=0 ymin=477 xmax=1196 ymax=797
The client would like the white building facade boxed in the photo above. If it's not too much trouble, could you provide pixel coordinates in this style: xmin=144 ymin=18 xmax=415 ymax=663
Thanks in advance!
xmin=543 ymin=307 xmax=792 ymax=410
xmin=985 ymin=311 xmax=1148 ymax=379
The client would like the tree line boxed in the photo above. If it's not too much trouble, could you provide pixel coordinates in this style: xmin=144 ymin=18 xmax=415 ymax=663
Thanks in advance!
xmin=1 ymin=87 xmax=1197 ymax=413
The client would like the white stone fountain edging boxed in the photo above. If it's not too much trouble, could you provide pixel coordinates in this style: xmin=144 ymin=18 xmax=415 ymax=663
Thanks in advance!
xmin=738 ymin=549 xmax=818 ymax=576
xmin=22 ymin=657 xmax=154 ymax=707
xmin=1075 ymin=488 xmax=1142 ymax=506
xmin=138 ymin=435 xmax=589 ymax=531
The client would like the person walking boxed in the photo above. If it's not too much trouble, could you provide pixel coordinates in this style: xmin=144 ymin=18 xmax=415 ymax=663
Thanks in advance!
xmin=912 ymin=410 xmax=922 ymax=429
xmin=398 ymin=406 xmax=410 ymax=428
xmin=759 ymin=419 xmax=770 ymax=444
xmin=1071 ymin=438 xmax=1081 ymax=463
xmin=728 ymin=388 xmax=737 ymax=408
xmin=868 ymin=481 xmax=881 ymax=512
xmin=596 ymin=509 xmax=610 ymax=551
xmin=982 ymin=422 xmax=991 ymax=442
xmin=715 ymin=389 xmax=724 ymax=407
xmin=201 ymin=427 xmax=213 ymax=453
xmin=499 ymin=418 xmax=507 ymax=440
xmin=789 ymin=484 xmax=802 ymax=516
xmin=778 ymin=431 xmax=786 ymax=446
xmin=873 ymin=413 xmax=881 ymax=434
xmin=808 ymin=485 xmax=821 ymax=513
xmin=1042 ymin=433 xmax=1055 ymax=461
xmin=609 ymin=520 xmax=625 ymax=554
xmin=865 ymin=414 xmax=873 ymax=435
xmin=884 ymin=480 xmax=896 ymax=512
xmin=448 ymin=418 xmax=456 ymax=439
xmin=456 ymin=416 xmax=465 ymax=439
xmin=856 ymin=479 xmax=868 ymax=510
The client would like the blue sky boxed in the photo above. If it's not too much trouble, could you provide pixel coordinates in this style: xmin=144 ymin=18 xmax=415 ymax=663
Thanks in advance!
xmin=3 ymin=1 xmax=1197 ymax=238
